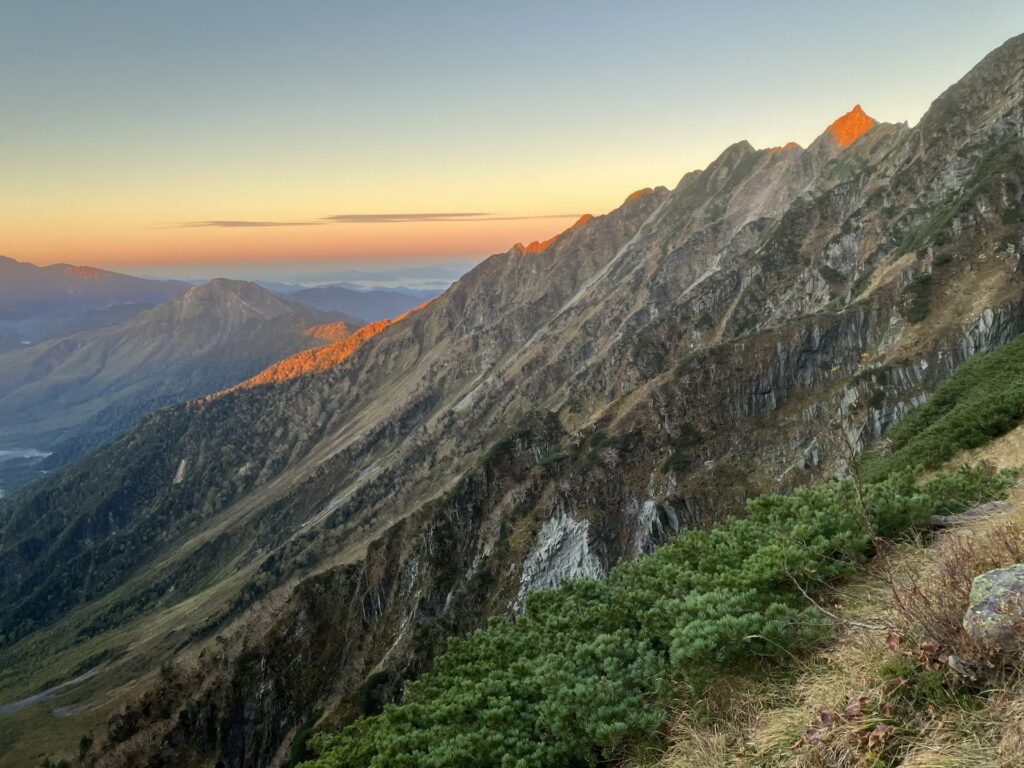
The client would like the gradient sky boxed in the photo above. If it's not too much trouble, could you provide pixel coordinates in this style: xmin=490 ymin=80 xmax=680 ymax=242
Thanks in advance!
xmin=2 ymin=1 xmax=1023 ymax=276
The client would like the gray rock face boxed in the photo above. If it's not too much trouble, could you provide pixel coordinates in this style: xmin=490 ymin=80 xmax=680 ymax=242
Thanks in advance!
xmin=517 ymin=513 xmax=605 ymax=606
xmin=955 ymin=299 xmax=1024 ymax=365
xmin=963 ymin=564 xmax=1024 ymax=652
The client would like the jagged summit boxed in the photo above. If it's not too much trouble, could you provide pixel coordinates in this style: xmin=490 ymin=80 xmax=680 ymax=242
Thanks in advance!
xmin=509 ymin=188 xmax=660 ymax=256
xmin=190 ymin=276 xmax=262 ymax=294
xmin=513 ymin=213 xmax=594 ymax=255
xmin=765 ymin=141 xmax=802 ymax=153
xmin=824 ymin=104 xmax=875 ymax=147
xmin=625 ymin=187 xmax=655 ymax=202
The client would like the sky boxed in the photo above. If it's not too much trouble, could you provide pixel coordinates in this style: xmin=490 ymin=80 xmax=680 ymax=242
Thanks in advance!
xmin=2 ymin=1 xmax=1023 ymax=279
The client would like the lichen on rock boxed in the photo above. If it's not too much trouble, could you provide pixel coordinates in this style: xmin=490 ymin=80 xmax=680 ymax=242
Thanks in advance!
xmin=963 ymin=564 xmax=1024 ymax=653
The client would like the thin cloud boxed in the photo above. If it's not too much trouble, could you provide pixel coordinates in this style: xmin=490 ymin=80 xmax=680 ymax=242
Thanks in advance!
xmin=174 ymin=220 xmax=327 ymax=228
xmin=320 ymin=212 xmax=490 ymax=223
xmin=319 ymin=212 xmax=580 ymax=224
xmin=470 ymin=214 xmax=583 ymax=222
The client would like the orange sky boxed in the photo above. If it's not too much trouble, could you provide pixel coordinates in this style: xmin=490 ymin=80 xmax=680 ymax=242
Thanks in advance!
xmin=1 ymin=214 xmax=588 ymax=269
xmin=3 ymin=4 xmax=1023 ymax=272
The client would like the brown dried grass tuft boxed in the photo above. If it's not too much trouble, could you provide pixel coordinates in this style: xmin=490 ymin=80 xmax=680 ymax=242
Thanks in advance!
xmin=653 ymin=485 xmax=1024 ymax=768
xmin=884 ymin=506 xmax=1024 ymax=658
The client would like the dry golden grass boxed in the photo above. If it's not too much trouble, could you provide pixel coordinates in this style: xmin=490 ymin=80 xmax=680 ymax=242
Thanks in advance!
xmin=651 ymin=473 xmax=1024 ymax=768
xmin=944 ymin=424 xmax=1024 ymax=474
xmin=653 ymin=678 xmax=781 ymax=768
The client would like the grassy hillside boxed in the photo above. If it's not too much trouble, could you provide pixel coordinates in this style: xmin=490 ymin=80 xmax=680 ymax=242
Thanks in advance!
xmin=862 ymin=332 xmax=1024 ymax=481
xmin=649 ymin=430 xmax=1024 ymax=768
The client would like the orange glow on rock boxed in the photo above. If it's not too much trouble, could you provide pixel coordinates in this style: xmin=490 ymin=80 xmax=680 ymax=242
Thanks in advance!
xmin=62 ymin=266 xmax=108 ymax=280
xmin=512 ymin=214 xmax=593 ymax=255
xmin=213 ymin=303 xmax=430 ymax=395
xmin=625 ymin=187 xmax=654 ymax=203
xmin=765 ymin=141 xmax=802 ymax=154
xmin=302 ymin=321 xmax=356 ymax=342
xmin=825 ymin=105 xmax=875 ymax=148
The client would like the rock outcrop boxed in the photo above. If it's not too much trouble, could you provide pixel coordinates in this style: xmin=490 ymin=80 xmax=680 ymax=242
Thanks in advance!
xmin=963 ymin=564 xmax=1024 ymax=653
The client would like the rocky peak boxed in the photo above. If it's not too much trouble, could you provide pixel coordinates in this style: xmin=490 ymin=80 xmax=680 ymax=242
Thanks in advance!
xmin=181 ymin=278 xmax=280 ymax=306
xmin=625 ymin=187 xmax=655 ymax=203
xmin=765 ymin=141 xmax=802 ymax=154
xmin=917 ymin=33 xmax=1024 ymax=145
xmin=824 ymin=104 xmax=876 ymax=148
xmin=512 ymin=213 xmax=595 ymax=255
xmin=162 ymin=279 xmax=315 ymax=328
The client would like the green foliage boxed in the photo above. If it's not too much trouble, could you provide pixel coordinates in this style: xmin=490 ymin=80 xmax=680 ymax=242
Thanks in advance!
xmin=663 ymin=423 xmax=702 ymax=474
xmin=287 ymin=710 xmax=324 ymax=767
xmin=673 ymin=352 xmax=698 ymax=378
xmin=863 ymin=332 xmax=1024 ymax=481
xmin=851 ymin=265 xmax=874 ymax=297
xmin=905 ymin=273 xmax=933 ymax=324
xmin=873 ymin=656 xmax=981 ymax=716
xmin=298 ymin=468 xmax=1009 ymax=768
xmin=537 ymin=447 xmax=568 ymax=466
xmin=868 ymin=389 xmax=886 ymax=410
xmin=817 ymin=264 xmax=845 ymax=285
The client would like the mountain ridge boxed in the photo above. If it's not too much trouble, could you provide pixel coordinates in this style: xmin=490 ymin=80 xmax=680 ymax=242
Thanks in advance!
xmin=0 ymin=255 xmax=192 ymax=351
xmin=285 ymin=283 xmax=433 ymax=322
xmin=1 ymin=32 xmax=1023 ymax=768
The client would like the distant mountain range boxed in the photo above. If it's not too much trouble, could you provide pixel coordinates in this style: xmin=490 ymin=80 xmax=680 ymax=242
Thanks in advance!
xmin=0 ymin=254 xmax=442 ymax=348
xmin=0 ymin=256 xmax=439 ymax=494
xmin=0 ymin=279 xmax=350 ymax=495
xmin=259 ymin=264 xmax=469 ymax=291
xmin=284 ymin=283 xmax=438 ymax=322
xmin=0 ymin=255 xmax=191 ymax=351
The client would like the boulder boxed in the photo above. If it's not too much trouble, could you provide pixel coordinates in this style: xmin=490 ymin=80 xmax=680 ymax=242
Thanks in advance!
xmin=963 ymin=564 xmax=1024 ymax=652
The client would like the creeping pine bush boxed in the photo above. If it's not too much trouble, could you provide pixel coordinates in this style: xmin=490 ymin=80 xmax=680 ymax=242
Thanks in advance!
xmin=299 ymin=467 xmax=1012 ymax=768
xmin=863 ymin=332 xmax=1024 ymax=481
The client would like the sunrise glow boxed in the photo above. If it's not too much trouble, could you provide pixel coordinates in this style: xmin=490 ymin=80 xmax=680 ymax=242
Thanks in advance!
xmin=2 ymin=4 xmax=1021 ymax=276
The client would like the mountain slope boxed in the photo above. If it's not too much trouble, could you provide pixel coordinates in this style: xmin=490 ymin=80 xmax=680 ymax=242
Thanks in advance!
xmin=0 ymin=280 xmax=348 ymax=494
xmin=1 ymin=33 xmax=1023 ymax=768
xmin=216 ymin=305 xmax=427 ymax=394
xmin=286 ymin=283 xmax=438 ymax=322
